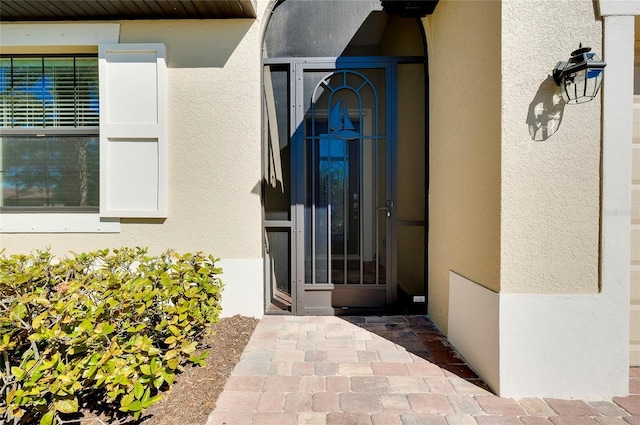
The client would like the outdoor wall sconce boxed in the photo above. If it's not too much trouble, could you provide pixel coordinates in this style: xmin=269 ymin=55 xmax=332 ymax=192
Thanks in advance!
xmin=552 ymin=44 xmax=606 ymax=105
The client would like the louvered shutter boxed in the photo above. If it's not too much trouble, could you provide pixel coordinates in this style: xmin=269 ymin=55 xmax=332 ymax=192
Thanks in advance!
xmin=98 ymin=44 xmax=167 ymax=218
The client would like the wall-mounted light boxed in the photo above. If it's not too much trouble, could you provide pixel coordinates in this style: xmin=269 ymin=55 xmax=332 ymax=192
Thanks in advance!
xmin=552 ymin=44 xmax=606 ymax=105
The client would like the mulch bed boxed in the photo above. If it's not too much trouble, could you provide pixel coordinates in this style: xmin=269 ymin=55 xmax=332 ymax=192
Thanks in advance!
xmin=139 ymin=315 xmax=259 ymax=425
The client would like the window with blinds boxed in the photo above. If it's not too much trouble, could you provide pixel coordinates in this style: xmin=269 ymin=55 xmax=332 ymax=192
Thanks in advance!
xmin=0 ymin=56 xmax=99 ymax=128
xmin=0 ymin=55 xmax=99 ymax=209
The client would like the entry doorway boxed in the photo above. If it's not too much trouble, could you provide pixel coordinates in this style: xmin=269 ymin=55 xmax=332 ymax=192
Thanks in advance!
xmin=262 ymin=0 xmax=427 ymax=315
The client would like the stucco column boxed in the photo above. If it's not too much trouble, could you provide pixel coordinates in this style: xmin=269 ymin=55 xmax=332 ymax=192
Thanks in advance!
xmin=599 ymin=18 xmax=634 ymax=282
xmin=498 ymin=15 xmax=633 ymax=398
xmin=600 ymin=10 xmax=634 ymax=373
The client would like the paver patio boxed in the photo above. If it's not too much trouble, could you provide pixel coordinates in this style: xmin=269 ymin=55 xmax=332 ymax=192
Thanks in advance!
xmin=205 ymin=316 xmax=640 ymax=425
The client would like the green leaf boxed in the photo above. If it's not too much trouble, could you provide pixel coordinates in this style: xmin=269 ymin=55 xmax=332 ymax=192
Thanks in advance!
xmin=54 ymin=397 xmax=79 ymax=414
xmin=95 ymin=322 xmax=115 ymax=335
xmin=11 ymin=303 xmax=27 ymax=322
xmin=6 ymin=389 xmax=16 ymax=404
xmin=166 ymin=357 xmax=180 ymax=370
xmin=134 ymin=381 xmax=144 ymax=399
xmin=142 ymin=394 xmax=162 ymax=409
xmin=87 ymin=353 xmax=100 ymax=366
xmin=190 ymin=351 xmax=209 ymax=363
xmin=40 ymin=411 xmax=55 ymax=425
xmin=84 ymin=364 xmax=98 ymax=379
xmin=153 ymin=374 xmax=164 ymax=389
xmin=150 ymin=358 xmax=159 ymax=375
xmin=11 ymin=366 xmax=25 ymax=380
xmin=164 ymin=349 xmax=179 ymax=360
xmin=30 ymin=366 xmax=45 ymax=382
xmin=32 ymin=312 xmax=48 ymax=329
xmin=119 ymin=392 xmax=134 ymax=410
xmin=128 ymin=400 xmax=143 ymax=412
xmin=142 ymin=387 xmax=151 ymax=403
xmin=79 ymin=319 xmax=94 ymax=332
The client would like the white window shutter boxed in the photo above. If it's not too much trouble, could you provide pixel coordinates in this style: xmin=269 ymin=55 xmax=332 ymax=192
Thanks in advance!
xmin=99 ymin=43 xmax=167 ymax=218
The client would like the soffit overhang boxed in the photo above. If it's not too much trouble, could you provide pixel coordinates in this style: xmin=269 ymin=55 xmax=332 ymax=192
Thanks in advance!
xmin=0 ymin=0 xmax=257 ymax=21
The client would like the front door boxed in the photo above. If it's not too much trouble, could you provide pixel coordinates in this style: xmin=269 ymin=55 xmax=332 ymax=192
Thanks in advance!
xmin=297 ymin=64 xmax=394 ymax=314
xmin=263 ymin=59 xmax=396 ymax=315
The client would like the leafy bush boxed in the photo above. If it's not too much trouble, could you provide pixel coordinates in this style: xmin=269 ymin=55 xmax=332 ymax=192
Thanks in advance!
xmin=0 ymin=247 xmax=223 ymax=425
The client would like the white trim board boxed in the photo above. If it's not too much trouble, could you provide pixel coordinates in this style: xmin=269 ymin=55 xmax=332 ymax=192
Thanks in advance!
xmin=448 ymin=271 xmax=629 ymax=399
xmin=217 ymin=258 xmax=264 ymax=319
xmin=448 ymin=272 xmax=629 ymax=399
xmin=0 ymin=214 xmax=120 ymax=233
xmin=598 ymin=0 xmax=640 ymax=16
xmin=0 ymin=23 xmax=120 ymax=46
xmin=499 ymin=292 xmax=629 ymax=399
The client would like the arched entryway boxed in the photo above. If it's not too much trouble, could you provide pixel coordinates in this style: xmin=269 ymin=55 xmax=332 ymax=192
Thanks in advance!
xmin=262 ymin=0 xmax=428 ymax=315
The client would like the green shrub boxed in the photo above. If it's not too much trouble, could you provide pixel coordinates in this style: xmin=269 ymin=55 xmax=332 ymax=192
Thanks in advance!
xmin=0 ymin=247 xmax=223 ymax=425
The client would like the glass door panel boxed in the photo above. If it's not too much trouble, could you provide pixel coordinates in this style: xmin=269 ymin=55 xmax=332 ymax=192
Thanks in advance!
xmin=263 ymin=65 xmax=293 ymax=312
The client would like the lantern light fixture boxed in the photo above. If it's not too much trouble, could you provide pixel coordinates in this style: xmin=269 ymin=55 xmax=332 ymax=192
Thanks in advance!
xmin=552 ymin=44 xmax=606 ymax=105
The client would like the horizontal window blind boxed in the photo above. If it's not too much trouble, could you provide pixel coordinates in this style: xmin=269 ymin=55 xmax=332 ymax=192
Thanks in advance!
xmin=0 ymin=56 xmax=98 ymax=128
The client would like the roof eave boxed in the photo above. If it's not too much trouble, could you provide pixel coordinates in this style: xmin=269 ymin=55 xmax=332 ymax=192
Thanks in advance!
xmin=0 ymin=0 xmax=257 ymax=21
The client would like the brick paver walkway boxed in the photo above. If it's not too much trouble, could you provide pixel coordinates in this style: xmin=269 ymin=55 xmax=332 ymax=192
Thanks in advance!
xmin=205 ymin=315 xmax=640 ymax=425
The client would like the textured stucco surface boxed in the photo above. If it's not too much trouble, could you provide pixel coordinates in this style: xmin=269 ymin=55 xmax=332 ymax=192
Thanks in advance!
xmin=429 ymin=0 xmax=603 ymax=334
xmin=501 ymin=0 xmax=602 ymax=294
xmin=447 ymin=0 xmax=631 ymax=398
xmin=0 ymin=19 xmax=264 ymax=260
xmin=425 ymin=0 xmax=502 ymax=333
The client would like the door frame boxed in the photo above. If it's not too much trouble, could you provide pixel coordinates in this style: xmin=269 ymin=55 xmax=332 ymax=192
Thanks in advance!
xmin=294 ymin=59 xmax=394 ymax=315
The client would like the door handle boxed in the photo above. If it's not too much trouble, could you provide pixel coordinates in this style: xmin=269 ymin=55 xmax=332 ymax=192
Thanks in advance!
xmin=378 ymin=201 xmax=393 ymax=217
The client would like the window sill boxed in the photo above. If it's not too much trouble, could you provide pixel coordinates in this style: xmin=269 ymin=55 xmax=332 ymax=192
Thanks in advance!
xmin=0 ymin=213 xmax=120 ymax=233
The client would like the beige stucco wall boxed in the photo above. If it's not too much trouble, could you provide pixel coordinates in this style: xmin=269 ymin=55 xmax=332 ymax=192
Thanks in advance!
xmin=428 ymin=0 xmax=602 ymax=331
xmin=501 ymin=0 xmax=601 ymax=294
xmin=0 ymin=18 xmax=265 ymax=260
xmin=450 ymin=1 xmax=629 ymax=397
xmin=425 ymin=0 xmax=502 ymax=331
